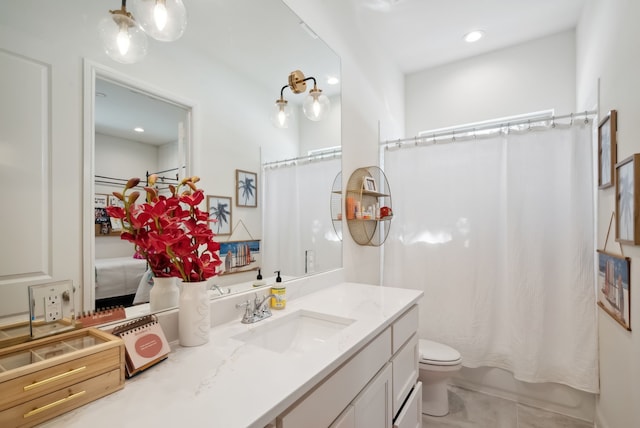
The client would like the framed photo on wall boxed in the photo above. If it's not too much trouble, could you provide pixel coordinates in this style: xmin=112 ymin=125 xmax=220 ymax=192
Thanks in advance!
xmin=236 ymin=169 xmax=257 ymax=207
xmin=207 ymin=195 xmax=232 ymax=236
xmin=615 ymin=154 xmax=640 ymax=244
xmin=218 ymin=240 xmax=261 ymax=275
xmin=597 ymin=250 xmax=631 ymax=330
xmin=598 ymin=110 xmax=617 ymax=189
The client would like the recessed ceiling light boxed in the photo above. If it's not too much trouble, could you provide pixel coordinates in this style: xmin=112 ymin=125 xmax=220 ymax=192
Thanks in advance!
xmin=327 ymin=76 xmax=339 ymax=85
xmin=134 ymin=127 xmax=145 ymax=133
xmin=464 ymin=30 xmax=484 ymax=43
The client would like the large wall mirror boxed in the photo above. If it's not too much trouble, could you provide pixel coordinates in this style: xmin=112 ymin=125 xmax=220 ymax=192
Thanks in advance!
xmin=0 ymin=0 xmax=341 ymax=333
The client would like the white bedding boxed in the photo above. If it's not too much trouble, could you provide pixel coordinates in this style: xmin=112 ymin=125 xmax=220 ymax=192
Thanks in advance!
xmin=95 ymin=257 xmax=147 ymax=300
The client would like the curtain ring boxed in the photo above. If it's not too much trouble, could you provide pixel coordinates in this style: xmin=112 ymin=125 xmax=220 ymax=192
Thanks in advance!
xmin=527 ymin=119 xmax=531 ymax=131
xmin=584 ymin=111 xmax=589 ymax=124
xmin=570 ymin=113 xmax=574 ymax=126
xmin=473 ymin=128 xmax=477 ymax=139
xmin=551 ymin=116 xmax=556 ymax=128
xmin=451 ymin=130 xmax=456 ymax=142
xmin=414 ymin=137 xmax=418 ymax=146
xmin=432 ymin=133 xmax=436 ymax=144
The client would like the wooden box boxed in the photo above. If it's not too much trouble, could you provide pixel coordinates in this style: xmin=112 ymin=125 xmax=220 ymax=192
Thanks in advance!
xmin=0 ymin=328 xmax=125 ymax=427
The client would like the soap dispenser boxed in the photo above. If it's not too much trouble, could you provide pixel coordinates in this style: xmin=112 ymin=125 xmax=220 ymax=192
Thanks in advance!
xmin=271 ymin=271 xmax=286 ymax=310
xmin=253 ymin=269 xmax=266 ymax=287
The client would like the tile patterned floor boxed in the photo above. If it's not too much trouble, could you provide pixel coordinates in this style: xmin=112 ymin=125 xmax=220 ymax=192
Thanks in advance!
xmin=422 ymin=386 xmax=594 ymax=428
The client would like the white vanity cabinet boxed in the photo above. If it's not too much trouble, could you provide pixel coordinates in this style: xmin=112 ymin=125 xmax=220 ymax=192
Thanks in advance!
xmin=390 ymin=304 xmax=421 ymax=428
xmin=276 ymin=304 xmax=421 ymax=428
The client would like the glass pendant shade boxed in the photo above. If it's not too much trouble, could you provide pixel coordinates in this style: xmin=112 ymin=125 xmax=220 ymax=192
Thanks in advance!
xmin=302 ymin=88 xmax=330 ymax=121
xmin=132 ymin=0 xmax=187 ymax=42
xmin=99 ymin=11 xmax=148 ymax=64
xmin=271 ymin=99 xmax=291 ymax=128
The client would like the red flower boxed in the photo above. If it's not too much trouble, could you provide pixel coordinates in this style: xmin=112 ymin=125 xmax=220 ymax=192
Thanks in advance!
xmin=106 ymin=176 xmax=222 ymax=282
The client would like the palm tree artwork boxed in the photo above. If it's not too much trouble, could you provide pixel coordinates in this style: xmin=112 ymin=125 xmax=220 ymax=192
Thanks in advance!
xmin=207 ymin=196 xmax=232 ymax=235
xmin=237 ymin=170 xmax=257 ymax=207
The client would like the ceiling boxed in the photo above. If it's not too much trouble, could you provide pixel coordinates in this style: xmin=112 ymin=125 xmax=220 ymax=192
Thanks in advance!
xmin=355 ymin=0 xmax=587 ymax=73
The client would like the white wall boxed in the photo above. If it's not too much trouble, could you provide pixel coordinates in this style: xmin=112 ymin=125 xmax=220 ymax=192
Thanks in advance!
xmin=577 ymin=1 xmax=640 ymax=427
xmin=284 ymin=0 xmax=405 ymax=285
xmin=405 ymin=31 xmax=576 ymax=136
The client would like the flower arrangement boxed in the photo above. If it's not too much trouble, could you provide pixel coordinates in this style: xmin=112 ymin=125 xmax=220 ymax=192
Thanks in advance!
xmin=106 ymin=175 xmax=222 ymax=282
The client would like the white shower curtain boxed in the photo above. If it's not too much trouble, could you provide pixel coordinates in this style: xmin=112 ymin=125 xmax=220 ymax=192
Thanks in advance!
xmin=383 ymin=125 xmax=598 ymax=393
xmin=263 ymin=158 xmax=342 ymax=277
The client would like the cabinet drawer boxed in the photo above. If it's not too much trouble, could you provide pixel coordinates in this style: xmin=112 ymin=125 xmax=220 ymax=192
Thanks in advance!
xmin=392 ymin=333 xmax=418 ymax=416
xmin=0 ymin=347 xmax=122 ymax=411
xmin=392 ymin=305 xmax=418 ymax=354
xmin=393 ymin=381 xmax=422 ymax=428
xmin=330 ymin=405 xmax=354 ymax=428
xmin=0 ymin=368 xmax=124 ymax=428
xmin=278 ymin=327 xmax=391 ymax=428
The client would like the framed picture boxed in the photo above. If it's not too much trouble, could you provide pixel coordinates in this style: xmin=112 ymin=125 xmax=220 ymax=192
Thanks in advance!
xmin=597 ymin=250 xmax=631 ymax=330
xmin=207 ymin=195 xmax=232 ymax=236
xmin=363 ymin=176 xmax=377 ymax=192
xmin=236 ymin=170 xmax=257 ymax=207
xmin=598 ymin=110 xmax=617 ymax=189
xmin=218 ymin=240 xmax=261 ymax=275
xmin=615 ymin=154 xmax=640 ymax=244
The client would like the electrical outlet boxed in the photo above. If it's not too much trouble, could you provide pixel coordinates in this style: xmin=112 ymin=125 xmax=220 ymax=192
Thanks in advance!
xmin=45 ymin=294 xmax=62 ymax=322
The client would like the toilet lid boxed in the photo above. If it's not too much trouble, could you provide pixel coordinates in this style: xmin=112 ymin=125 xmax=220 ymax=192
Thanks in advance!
xmin=419 ymin=339 xmax=462 ymax=365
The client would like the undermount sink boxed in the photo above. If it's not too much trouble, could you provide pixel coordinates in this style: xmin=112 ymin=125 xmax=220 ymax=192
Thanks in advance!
xmin=233 ymin=310 xmax=355 ymax=354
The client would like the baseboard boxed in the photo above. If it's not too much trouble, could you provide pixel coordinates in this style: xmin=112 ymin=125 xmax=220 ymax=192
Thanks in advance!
xmin=450 ymin=366 xmax=595 ymax=423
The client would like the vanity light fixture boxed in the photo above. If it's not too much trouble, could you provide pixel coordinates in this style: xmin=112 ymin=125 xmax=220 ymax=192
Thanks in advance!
xmin=272 ymin=70 xmax=331 ymax=128
xmin=131 ymin=0 xmax=187 ymax=42
xmin=99 ymin=0 xmax=148 ymax=64
xmin=134 ymin=127 xmax=145 ymax=133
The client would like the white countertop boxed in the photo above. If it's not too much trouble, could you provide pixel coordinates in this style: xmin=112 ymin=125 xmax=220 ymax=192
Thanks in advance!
xmin=41 ymin=283 xmax=422 ymax=428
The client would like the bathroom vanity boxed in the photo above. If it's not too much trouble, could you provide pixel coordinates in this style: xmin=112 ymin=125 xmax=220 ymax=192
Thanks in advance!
xmin=39 ymin=283 xmax=422 ymax=428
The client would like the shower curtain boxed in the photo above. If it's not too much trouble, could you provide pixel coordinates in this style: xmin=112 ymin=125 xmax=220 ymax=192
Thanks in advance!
xmin=383 ymin=125 xmax=598 ymax=393
xmin=263 ymin=158 xmax=342 ymax=277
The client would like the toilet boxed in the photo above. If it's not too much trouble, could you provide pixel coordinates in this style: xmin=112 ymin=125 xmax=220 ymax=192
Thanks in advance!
xmin=418 ymin=339 xmax=462 ymax=417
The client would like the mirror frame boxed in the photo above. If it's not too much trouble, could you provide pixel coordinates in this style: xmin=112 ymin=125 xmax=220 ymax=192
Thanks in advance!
xmin=82 ymin=60 xmax=195 ymax=311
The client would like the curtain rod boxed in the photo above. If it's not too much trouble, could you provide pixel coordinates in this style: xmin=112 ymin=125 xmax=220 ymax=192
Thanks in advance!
xmin=263 ymin=148 xmax=342 ymax=169
xmin=380 ymin=110 xmax=597 ymax=148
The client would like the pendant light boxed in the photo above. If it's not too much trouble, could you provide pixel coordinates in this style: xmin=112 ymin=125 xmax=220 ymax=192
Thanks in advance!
xmin=272 ymin=70 xmax=331 ymax=128
xmin=131 ymin=0 xmax=187 ymax=42
xmin=98 ymin=0 xmax=148 ymax=64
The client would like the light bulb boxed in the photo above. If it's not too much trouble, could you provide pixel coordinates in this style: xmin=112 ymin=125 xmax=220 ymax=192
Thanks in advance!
xmin=99 ymin=10 xmax=148 ymax=64
xmin=303 ymin=88 xmax=330 ymax=121
xmin=132 ymin=0 xmax=187 ymax=42
xmin=271 ymin=99 xmax=291 ymax=128
xmin=153 ymin=1 xmax=168 ymax=30
xmin=116 ymin=24 xmax=131 ymax=55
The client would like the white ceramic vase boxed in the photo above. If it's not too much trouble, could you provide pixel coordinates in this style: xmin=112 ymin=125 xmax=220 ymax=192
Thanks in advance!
xmin=178 ymin=280 xmax=210 ymax=347
xmin=149 ymin=276 xmax=179 ymax=312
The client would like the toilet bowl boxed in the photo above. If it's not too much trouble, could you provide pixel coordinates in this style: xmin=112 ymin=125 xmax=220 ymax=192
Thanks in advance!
xmin=418 ymin=339 xmax=462 ymax=417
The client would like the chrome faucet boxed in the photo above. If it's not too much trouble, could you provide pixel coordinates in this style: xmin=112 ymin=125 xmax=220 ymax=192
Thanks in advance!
xmin=210 ymin=284 xmax=230 ymax=296
xmin=236 ymin=293 xmax=282 ymax=324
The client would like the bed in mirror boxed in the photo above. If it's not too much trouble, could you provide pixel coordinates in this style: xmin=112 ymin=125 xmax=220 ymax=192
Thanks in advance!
xmin=0 ymin=0 xmax=341 ymax=337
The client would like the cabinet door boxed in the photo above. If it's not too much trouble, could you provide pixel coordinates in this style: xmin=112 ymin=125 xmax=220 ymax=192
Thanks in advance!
xmin=392 ymin=333 xmax=419 ymax=416
xmin=330 ymin=405 xmax=355 ymax=428
xmin=353 ymin=363 xmax=392 ymax=428
xmin=393 ymin=382 xmax=422 ymax=428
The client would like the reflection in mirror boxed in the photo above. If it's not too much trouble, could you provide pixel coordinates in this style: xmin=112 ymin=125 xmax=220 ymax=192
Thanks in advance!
xmin=92 ymin=77 xmax=191 ymax=310
xmin=0 ymin=0 xmax=341 ymax=334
